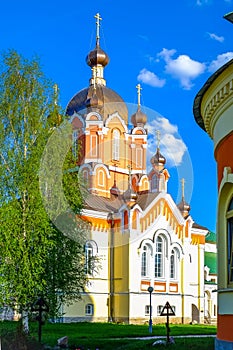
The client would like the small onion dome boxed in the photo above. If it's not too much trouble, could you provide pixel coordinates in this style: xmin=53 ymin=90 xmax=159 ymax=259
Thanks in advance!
xmin=150 ymin=148 xmax=166 ymax=166
xmin=131 ymin=108 xmax=147 ymax=127
xmin=110 ymin=181 xmax=120 ymax=198
xmin=177 ymin=199 xmax=191 ymax=218
xmin=86 ymin=45 xmax=109 ymax=68
xmin=123 ymin=187 xmax=138 ymax=204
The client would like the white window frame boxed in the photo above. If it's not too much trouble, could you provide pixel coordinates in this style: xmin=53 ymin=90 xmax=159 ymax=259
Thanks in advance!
xmin=141 ymin=244 xmax=152 ymax=277
xmin=112 ymin=129 xmax=120 ymax=161
xmin=91 ymin=135 xmax=97 ymax=157
xmin=170 ymin=248 xmax=179 ymax=280
xmin=85 ymin=303 xmax=94 ymax=316
xmin=227 ymin=198 xmax=233 ymax=284
xmin=136 ymin=147 xmax=142 ymax=168
xmin=155 ymin=236 xmax=164 ymax=278
xmin=72 ymin=130 xmax=78 ymax=158
xmin=98 ymin=169 xmax=105 ymax=187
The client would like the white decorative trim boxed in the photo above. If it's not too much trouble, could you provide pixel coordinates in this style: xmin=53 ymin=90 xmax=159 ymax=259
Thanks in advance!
xmin=105 ymin=112 xmax=128 ymax=133
xmin=92 ymin=164 xmax=111 ymax=179
xmin=86 ymin=111 xmax=102 ymax=121
xmin=131 ymin=126 xmax=147 ymax=135
xmin=219 ymin=166 xmax=233 ymax=194
xmin=84 ymin=158 xmax=103 ymax=163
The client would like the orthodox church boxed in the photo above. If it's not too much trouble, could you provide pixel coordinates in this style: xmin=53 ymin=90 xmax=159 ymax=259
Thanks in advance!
xmin=61 ymin=14 xmax=217 ymax=325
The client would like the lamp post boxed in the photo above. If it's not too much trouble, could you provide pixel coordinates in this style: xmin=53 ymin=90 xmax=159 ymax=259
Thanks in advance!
xmin=147 ymin=286 xmax=154 ymax=333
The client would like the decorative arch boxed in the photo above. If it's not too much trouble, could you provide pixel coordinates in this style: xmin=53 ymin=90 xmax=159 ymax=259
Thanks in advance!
xmin=86 ymin=111 xmax=102 ymax=121
xmin=218 ymin=167 xmax=233 ymax=288
xmin=105 ymin=112 xmax=128 ymax=133
xmin=92 ymin=163 xmax=111 ymax=178
xmin=70 ymin=113 xmax=85 ymax=128
xmin=131 ymin=126 xmax=147 ymax=135
xmin=153 ymin=229 xmax=171 ymax=257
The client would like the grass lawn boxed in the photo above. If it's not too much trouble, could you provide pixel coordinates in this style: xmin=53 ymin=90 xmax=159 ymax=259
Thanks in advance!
xmin=0 ymin=321 xmax=216 ymax=349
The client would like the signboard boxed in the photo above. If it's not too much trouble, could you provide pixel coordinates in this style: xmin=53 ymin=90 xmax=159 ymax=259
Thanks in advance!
xmin=160 ymin=301 xmax=175 ymax=316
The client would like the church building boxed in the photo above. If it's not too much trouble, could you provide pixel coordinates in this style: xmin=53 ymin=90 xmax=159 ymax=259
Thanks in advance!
xmin=61 ymin=14 xmax=217 ymax=325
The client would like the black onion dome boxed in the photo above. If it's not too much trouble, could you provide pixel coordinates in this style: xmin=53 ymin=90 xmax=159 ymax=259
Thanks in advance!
xmin=131 ymin=108 xmax=147 ymax=127
xmin=150 ymin=148 xmax=166 ymax=166
xmin=177 ymin=199 xmax=191 ymax=216
xmin=110 ymin=181 xmax=120 ymax=197
xmin=66 ymin=85 xmax=128 ymax=123
xmin=86 ymin=46 xmax=109 ymax=68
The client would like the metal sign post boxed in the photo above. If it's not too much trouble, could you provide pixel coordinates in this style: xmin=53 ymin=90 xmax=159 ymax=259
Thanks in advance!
xmin=160 ymin=301 xmax=175 ymax=343
xmin=31 ymin=297 xmax=49 ymax=343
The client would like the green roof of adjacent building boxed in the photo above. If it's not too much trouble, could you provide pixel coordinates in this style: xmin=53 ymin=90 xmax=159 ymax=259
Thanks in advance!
xmin=205 ymin=231 xmax=216 ymax=243
xmin=205 ymin=251 xmax=217 ymax=274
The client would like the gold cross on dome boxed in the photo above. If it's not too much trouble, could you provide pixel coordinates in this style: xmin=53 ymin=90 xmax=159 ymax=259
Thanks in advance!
xmin=136 ymin=83 xmax=142 ymax=107
xmin=94 ymin=13 xmax=102 ymax=41
xmin=53 ymin=84 xmax=58 ymax=106
xmin=156 ymin=130 xmax=161 ymax=149
xmin=181 ymin=178 xmax=185 ymax=199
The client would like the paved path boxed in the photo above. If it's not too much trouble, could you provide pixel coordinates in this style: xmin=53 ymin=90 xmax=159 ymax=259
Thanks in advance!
xmin=113 ymin=334 xmax=216 ymax=340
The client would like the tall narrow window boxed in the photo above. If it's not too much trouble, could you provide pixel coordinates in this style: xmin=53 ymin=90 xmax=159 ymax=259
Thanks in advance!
xmin=136 ymin=148 xmax=142 ymax=168
xmin=112 ymin=129 xmax=120 ymax=161
xmin=227 ymin=197 xmax=233 ymax=284
xmin=91 ymin=135 xmax=97 ymax=157
xmin=85 ymin=242 xmax=93 ymax=275
xmin=98 ymin=169 xmax=105 ymax=187
xmin=170 ymin=249 xmax=179 ymax=279
xmin=72 ymin=130 xmax=78 ymax=158
xmin=155 ymin=236 xmax=164 ymax=278
xmin=141 ymin=244 xmax=152 ymax=277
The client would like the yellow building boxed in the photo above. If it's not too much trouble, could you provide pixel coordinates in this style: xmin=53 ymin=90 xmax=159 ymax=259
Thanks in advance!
xmin=194 ymin=56 xmax=233 ymax=348
xmin=60 ymin=14 xmax=217 ymax=325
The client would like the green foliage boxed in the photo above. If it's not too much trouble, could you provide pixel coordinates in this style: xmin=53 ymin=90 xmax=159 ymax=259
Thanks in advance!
xmin=0 ymin=322 xmax=216 ymax=349
xmin=0 ymin=50 xmax=88 ymax=318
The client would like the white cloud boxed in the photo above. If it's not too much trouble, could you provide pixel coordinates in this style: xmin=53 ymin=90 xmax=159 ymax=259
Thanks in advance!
xmin=147 ymin=117 xmax=177 ymax=135
xmin=207 ymin=32 xmax=224 ymax=43
xmin=137 ymin=68 xmax=166 ymax=88
xmin=208 ymin=52 xmax=233 ymax=72
xmin=146 ymin=117 xmax=187 ymax=167
xmin=158 ymin=48 xmax=206 ymax=90
xmin=196 ymin=0 xmax=211 ymax=5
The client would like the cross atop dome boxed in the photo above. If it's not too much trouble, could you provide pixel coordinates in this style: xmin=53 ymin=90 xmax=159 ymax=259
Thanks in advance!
xmin=94 ymin=13 xmax=102 ymax=46
xmin=136 ymin=83 xmax=142 ymax=108
xmin=156 ymin=130 xmax=161 ymax=150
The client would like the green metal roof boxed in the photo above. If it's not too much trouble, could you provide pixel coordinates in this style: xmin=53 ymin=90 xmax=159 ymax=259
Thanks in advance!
xmin=205 ymin=252 xmax=217 ymax=274
xmin=205 ymin=231 xmax=216 ymax=243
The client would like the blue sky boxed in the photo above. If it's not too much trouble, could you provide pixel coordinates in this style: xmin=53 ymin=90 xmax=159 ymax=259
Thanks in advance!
xmin=1 ymin=0 xmax=233 ymax=232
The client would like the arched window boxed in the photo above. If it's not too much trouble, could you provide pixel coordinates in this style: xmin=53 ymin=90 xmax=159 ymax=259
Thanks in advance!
xmin=227 ymin=197 xmax=233 ymax=283
xmin=98 ymin=169 xmax=105 ymax=187
xmin=91 ymin=134 xmax=97 ymax=157
xmin=151 ymin=175 xmax=157 ymax=191
xmin=170 ymin=248 xmax=179 ymax=280
xmin=155 ymin=236 xmax=164 ymax=278
xmin=141 ymin=244 xmax=152 ymax=277
xmin=136 ymin=148 xmax=142 ymax=168
xmin=72 ymin=130 xmax=78 ymax=158
xmin=112 ymin=129 xmax=120 ymax=161
xmin=85 ymin=242 xmax=93 ymax=275
xmin=82 ymin=170 xmax=89 ymax=185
